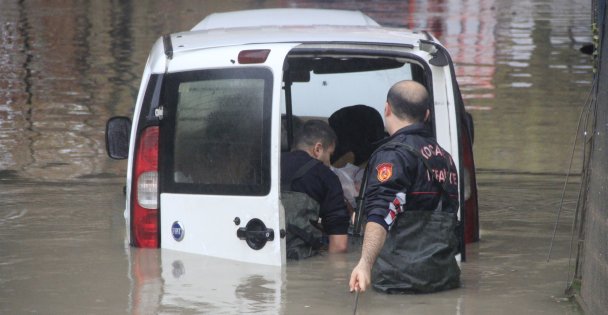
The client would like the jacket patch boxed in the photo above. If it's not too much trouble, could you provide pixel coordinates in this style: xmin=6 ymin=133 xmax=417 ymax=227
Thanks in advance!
xmin=376 ymin=163 xmax=393 ymax=183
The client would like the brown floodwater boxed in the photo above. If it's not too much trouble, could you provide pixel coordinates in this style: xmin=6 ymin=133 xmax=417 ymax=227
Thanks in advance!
xmin=0 ymin=0 xmax=591 ymax=313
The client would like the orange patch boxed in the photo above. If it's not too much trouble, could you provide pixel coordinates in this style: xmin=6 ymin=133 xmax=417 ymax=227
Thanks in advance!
xmin=376 ymin=163 xmax=393 ymax=183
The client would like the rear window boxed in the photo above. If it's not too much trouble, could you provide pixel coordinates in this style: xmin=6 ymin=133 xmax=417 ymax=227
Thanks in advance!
xmin=160 ymin=67 xmax=273 ymax=195
xmin=284 ymin=55 xmax=428 ymax=117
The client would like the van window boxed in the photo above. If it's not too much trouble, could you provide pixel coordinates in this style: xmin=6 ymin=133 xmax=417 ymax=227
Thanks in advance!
xmin=161 ymin=67 xmax=273 ymax=196
xmin=280 ymin=56 xmax=427 ymax=152
xmin=287 ymin=61 xmax=417 ymax=117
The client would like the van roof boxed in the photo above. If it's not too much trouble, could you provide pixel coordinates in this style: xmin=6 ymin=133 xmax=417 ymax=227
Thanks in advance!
xmin=169 ymin=9 xmax=432 ymax=55
xmin=191 ymin=8 xmax=380 ymax=30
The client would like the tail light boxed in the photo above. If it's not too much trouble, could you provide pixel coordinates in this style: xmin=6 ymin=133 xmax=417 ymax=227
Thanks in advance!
xmin=238 ymin=49 xmax=270 ymax=64
xmin=461 ymin=122 xmax=479 ymax=244
xmin=132 ymin=126 xmax=160 ymax=248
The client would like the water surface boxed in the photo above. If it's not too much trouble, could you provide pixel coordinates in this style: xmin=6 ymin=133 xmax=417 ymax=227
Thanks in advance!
xmin=0 ymin=0 xmax=590 ymax=313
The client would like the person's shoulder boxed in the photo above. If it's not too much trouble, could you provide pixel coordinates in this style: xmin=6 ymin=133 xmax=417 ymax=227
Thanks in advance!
xmin=312 ymin=161 xmax=334 ymax=176
xmin=282 ymin=150 xmax=310 ymax=165
xmin=282 ymin=150 xmax=303 ymax=160
xmin=374 ymin=139 xmax=417 ymax=159
xmin=311 ymin=162 xmax=342 ymax=185
xmin=369 ymin=140 xmax=420 ymax=173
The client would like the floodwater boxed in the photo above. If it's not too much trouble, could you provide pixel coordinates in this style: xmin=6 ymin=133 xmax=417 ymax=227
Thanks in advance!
xmin=0 ymin=0 xmax=591 ymax=314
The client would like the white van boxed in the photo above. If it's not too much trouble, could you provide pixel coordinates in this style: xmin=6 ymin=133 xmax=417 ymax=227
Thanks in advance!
xmin=106 ymin=8 xmax=479 ymax=266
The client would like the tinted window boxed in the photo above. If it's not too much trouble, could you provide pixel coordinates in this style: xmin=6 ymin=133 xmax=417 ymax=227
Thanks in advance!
xmin=161 ymin=67 xmax=272 ymax=195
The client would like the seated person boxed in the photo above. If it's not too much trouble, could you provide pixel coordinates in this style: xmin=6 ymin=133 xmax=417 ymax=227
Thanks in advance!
xmin=281 ymin=119 xmax=350 ymax=255
xmin=328 ymin=105 xmax=387 ymax=210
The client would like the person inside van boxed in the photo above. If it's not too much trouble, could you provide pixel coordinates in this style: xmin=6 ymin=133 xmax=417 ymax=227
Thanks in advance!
xmin=281 ymin=119 xmax=350 ymax=257
xmin=328 ymin=105 xmax=387 ymax=214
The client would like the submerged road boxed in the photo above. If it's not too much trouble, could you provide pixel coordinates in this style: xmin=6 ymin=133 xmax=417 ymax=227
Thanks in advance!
xmin=0 ymin=0 xmax=590 ymax=313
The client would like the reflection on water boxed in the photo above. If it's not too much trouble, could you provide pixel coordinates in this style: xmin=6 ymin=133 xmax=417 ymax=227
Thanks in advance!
xmin=0 ymin=0 xmax=590 ymax=180
xmin=125 ymin=198 xmax=581 ymax=315
xmin=0 ymin=0 xmax=590 ymax=313
xmin=129 ymin=249 xmax=284 ymax=314
xmin=471 ymin=0 xmax=591 ymax=175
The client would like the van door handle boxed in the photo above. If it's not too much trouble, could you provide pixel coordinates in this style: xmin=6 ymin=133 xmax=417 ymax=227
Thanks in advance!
xmin=237 ymin=229 xmax=274 ymax=240
xmin=236 ymin=218 xmax=274 ymax=250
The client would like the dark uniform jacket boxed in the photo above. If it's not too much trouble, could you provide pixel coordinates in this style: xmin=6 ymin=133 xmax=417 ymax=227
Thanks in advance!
xmin=364 ymin=122 xmax=461 ymax=294
xmin=365 ymin=123 xmax=459 ymax=230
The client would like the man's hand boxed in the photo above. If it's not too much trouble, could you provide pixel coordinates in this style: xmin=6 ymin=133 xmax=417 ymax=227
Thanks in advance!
xmin=349 ymin=261 xmax=372 ymax=292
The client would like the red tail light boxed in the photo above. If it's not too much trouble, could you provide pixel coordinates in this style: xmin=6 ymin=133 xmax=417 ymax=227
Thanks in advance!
xmin=238 ymin=49 xmax=270 ymax=64
xmin=132 ymin=126 xmax=160 ymax=248
xmin=461 ymin=126 xmax=479 ymax=244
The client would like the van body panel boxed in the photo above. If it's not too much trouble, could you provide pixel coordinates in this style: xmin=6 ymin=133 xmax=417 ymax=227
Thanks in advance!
xmin=431 ymin=64 xmax=459 ymax=164
xmin=170 ymin=27 xmax=426 ymax=54
xmin=147 ymin=37 xmax=170 ymax=74
xmin=161 ymin=194 xmax=283 ymax=265
xmin=123 ymin=43 xmax=167 ymax=244
xmin=159 ymin=44 xmax=297 ymax=266
xmin=192 ymin=8 xmax=380 ymax=30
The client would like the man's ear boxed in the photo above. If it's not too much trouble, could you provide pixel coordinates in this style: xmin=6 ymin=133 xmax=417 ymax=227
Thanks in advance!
xmin=424 ymin=109 xmax=431 ymax=122
xmin=312 ymin=142 xmax=323 ymax=158
xmin=384 ymin=102 xmax=391 ymax=117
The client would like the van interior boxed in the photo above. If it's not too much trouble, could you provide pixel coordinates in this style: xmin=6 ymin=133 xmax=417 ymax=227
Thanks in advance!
xmin=281 ymin=49 xmax=430 ymax=159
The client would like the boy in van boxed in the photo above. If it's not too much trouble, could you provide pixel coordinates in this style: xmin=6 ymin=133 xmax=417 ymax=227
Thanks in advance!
xmin=329 ymin=105 xmax=386 ymax=212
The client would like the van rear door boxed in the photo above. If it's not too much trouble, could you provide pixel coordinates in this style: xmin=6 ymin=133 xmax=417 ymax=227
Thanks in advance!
xmin=158 ymin=45 xmax=297 ymax=266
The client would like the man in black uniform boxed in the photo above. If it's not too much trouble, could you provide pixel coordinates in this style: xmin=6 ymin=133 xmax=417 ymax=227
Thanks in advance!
xmin=281 ymin=119 xmax=350 ymax=254
xmin=349 ymin=80 xmax=460 ymax=293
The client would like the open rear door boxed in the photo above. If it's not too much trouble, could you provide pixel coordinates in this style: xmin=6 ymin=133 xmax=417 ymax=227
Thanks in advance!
xmin=158 ymin=45 xmax=298 ymax=266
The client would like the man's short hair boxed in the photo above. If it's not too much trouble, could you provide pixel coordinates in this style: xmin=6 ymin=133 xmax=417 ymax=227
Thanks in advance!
xmin=386 ymin=80 xmax=430 ymax=122
xmin=294 ymin=119 xmax=337 ymax=150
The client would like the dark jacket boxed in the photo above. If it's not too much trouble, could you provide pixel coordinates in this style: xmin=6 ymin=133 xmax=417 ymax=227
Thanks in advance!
xmin=281 ymin=150 xmax=350 ymax=235
xmin=365 ymin=123 xmax=458 ymax=231
xmin=363 ymin=122 xmax=461 ymax=293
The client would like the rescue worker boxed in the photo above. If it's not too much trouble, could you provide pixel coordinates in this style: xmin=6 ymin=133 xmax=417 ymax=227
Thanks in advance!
xmin=281 ymin=119 xmax=350 ymax=257
xmin=349 ymin=80 xmax=460 ymax=293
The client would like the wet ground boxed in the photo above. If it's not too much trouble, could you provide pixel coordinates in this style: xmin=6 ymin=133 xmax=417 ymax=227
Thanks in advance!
xmin=0 ymin=0 xmax=591 ymax=313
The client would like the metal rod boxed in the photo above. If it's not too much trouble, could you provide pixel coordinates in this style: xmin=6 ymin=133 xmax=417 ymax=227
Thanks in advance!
xmin=353 ymin=291 xmax=360 ymax=315
xmin=353 ymin=165 xmax=370 ymax=236
xmin=284 ymin=78 xmax=294 ymax=151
